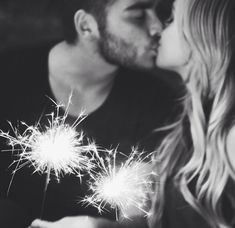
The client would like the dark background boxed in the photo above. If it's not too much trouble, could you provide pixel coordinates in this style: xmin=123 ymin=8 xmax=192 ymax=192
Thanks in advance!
xmin=0 ymin=0 xmax=63 ymax=52
xmin=0 ymin=0 xmax=174 ymax=52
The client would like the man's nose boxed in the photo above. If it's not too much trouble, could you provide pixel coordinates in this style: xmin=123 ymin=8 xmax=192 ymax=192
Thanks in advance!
xmin=149 ymin=14 xmax=163 ymax=37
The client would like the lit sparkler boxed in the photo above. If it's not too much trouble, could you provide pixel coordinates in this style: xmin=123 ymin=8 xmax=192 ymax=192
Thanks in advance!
xmin=82 ymin=148 xmax=156 ymax=220
xmin=0 ymin=98 xmax=97 ymax=195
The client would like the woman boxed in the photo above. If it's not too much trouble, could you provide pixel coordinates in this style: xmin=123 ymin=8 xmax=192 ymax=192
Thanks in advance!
xmin=150 ymin=0 xmax=235 ymax=227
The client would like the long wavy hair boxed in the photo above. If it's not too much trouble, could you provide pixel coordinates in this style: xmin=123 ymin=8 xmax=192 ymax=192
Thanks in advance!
xmin=149 ymin=0 xmax=235 ymax=227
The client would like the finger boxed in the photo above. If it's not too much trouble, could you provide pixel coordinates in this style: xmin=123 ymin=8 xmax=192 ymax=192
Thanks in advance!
xmin=30 ymin=219 xmax=52 ymax=228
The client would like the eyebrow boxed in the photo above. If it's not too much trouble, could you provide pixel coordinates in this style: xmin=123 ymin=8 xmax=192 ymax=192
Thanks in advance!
xmin=125 ymin=0 xmax=155 ymax=11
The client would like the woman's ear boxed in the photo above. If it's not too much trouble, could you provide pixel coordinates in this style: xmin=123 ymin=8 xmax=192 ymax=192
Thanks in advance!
xmin=74 ymin=10 xmax=99 ymax=39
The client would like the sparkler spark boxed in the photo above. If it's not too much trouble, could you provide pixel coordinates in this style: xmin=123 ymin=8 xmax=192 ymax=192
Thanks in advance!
xmin=82 ymin=148 xmax=156 ymax=219
xmin=0 ymin=99 xmax=97 ymax=192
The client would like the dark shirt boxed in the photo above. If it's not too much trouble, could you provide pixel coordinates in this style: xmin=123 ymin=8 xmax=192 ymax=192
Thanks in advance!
xmin=0 ymin=42 xmax=178 ymax=227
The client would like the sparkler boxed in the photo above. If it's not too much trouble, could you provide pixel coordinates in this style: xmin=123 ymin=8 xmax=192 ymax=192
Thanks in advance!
xmin=0 ymin=98 xmax=98 ymax=216
xmin=82 ymin=148 xmax=156 ymax=220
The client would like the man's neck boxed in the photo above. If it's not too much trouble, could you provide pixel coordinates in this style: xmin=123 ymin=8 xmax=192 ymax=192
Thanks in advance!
xmin=48 ymin=41 xmax=118 ymax=116
xmin=49 ymin=41 xmax=118 ymax=88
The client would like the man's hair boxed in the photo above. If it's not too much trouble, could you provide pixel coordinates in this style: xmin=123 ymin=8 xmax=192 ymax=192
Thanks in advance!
xmin=61 ymin=0 xmax=116 ymax=44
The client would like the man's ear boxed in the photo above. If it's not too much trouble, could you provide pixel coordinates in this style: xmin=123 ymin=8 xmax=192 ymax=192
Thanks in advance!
xmin=74 ymin=10 xmax=99 ymax=39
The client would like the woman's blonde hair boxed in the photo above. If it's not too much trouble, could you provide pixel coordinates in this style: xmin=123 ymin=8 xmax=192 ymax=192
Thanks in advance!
xmin=150 ymin=0 xmax=235 ymax=227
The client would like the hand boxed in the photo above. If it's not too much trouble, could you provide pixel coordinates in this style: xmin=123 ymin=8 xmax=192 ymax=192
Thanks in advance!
xmin=29 ymin=215 xmax=147 ymax=228
xmin=29 ymin=216 xmax=98 ymax=228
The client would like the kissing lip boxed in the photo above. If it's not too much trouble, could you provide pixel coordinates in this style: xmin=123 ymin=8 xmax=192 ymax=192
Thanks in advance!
xmin=150 ymin=44 xmax=159 ymax=53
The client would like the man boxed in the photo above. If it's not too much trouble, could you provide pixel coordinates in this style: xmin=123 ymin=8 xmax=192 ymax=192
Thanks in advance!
xmin=47 ymin=0 xmax=162 ymax=117
xmin=0 ymin=0 xmax=178 ymax=227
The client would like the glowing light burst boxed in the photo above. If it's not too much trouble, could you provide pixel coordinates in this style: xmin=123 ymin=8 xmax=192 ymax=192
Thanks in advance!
xmin=82 ymin=148 xmax=156 ymax=219
xmin=0 ymin=99 xmax=97 ymax=190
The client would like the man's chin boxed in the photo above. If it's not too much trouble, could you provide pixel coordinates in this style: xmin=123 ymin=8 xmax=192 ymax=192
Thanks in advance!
xmin=155 ymin=56 xmax=164 ymax=69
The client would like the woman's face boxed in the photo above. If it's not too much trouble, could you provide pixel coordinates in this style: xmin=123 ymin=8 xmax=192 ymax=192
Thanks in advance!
xmin=156 ymin=0 xmax=191 ymax=74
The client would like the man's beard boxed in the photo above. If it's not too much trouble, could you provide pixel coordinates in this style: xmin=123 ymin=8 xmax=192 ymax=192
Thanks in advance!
xmin=98 ymin=26 xmax=146 ymax=70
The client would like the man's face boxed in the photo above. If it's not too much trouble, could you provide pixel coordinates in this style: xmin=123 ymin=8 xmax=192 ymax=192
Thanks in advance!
xmin=98 ymin=0 xmax=162 ymax=70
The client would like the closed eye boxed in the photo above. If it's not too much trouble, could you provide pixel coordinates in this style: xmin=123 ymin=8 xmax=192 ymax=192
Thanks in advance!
xmin=164 ymin=15 xmax=174 ymax=26
xmin=129 ymin=10 xmax=146 ymax=20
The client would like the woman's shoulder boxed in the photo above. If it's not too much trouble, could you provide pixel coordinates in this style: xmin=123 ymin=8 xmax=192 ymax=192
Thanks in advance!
xmin=226 ymin=126 xmax=235 ymax=171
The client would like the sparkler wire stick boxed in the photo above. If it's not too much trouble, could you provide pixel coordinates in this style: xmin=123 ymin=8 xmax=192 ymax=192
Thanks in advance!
xmin=40 ymin=168 xmax=51 ymax=218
